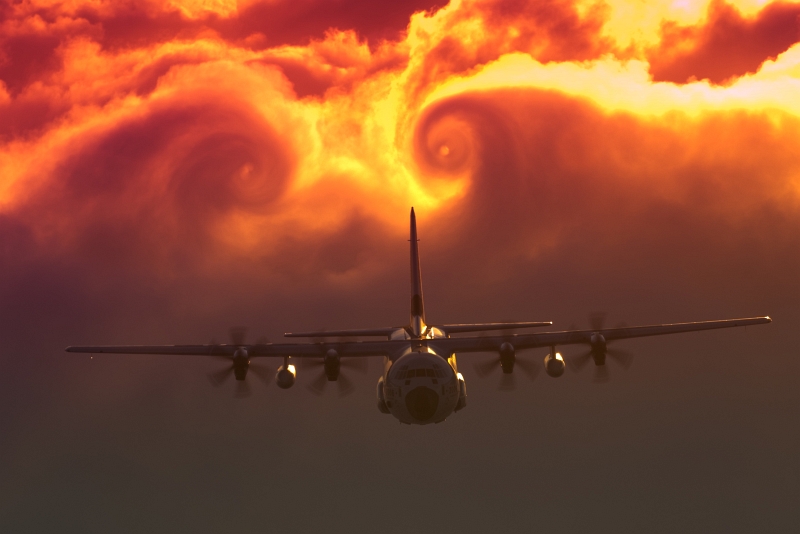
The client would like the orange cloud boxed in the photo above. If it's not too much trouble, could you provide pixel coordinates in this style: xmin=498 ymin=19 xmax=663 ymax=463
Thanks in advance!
xmin=0 ymin=0 xmax=798 ymax=302
xmin=648 ymin=0 xmax=800 ymax=84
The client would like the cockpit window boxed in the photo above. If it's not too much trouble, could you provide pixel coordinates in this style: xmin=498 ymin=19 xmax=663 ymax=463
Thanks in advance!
xmin=400 ymin=368 xmax=443 ymax=379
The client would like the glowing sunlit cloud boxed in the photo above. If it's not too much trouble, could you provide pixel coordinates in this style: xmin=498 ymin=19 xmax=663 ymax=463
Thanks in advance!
xmin=587 ymin=0 xmax=794 ymax=50
xmin=167 ymin=0 xmax=239 ymax=18
xmin=1 ymin=0 xmax=800 ymax=280
xmin=423 ymin=46 xmax=800 ymax=117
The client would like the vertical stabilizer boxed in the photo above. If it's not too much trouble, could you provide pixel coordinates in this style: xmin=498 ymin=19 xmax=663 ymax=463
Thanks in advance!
xmin=410 ymin=208 xmax=426 ymax=337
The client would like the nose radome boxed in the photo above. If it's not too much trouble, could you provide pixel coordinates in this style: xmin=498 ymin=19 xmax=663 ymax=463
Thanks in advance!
xmin=405 ymin=386 xmax=439 ymax=421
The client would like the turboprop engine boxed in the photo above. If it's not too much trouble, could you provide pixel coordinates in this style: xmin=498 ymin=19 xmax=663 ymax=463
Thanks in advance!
xmin=474 ymin=341 xmax=539 ymax=389
xmin=232 ymin=348 xmax=249 ymax=380
xmin=302 ymin=349 xmax=368 ymax=396
xmin=499 ymin=342 xmax=515 ymax=373
xmin=323 ymin=349 xmax=340 ymax=380
xmin=544 ymin=348 xmax=565 ymax=377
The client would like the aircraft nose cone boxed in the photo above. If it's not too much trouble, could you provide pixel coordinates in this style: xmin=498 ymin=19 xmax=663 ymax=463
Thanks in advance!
xmin=405 ymin=386 xmax=439 ymax=421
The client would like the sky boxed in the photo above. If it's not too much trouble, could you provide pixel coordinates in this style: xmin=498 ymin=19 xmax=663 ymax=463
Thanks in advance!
xmin=0 ymin=0 xmax=798 ymax=532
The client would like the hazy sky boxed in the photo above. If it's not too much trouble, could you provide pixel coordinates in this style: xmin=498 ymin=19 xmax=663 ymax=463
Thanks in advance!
xmin=0 ymin=1 xmax=798 ymax=532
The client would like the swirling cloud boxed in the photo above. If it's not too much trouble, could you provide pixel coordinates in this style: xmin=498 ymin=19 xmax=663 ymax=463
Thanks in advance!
xmin=0 ymin=0 xmax=798 ymax=317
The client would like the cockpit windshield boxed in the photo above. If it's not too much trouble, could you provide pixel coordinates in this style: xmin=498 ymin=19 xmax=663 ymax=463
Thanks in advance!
xmin=397 ymin=368 xmax=445 ymax=379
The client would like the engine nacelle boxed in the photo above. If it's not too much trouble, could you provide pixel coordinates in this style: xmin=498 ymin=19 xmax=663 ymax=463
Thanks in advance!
xmin=275 ymin=364 xmax=296 ymax=389
xmin=544 ymin=351 xmax=565 ymax=378
xmin=324 ymin=349 xmax=340 ymax=381
xmin=499 ymin=342 xmax=515 ymax=374
xmin=376 ymin=377 xmax=390 ymax=414
xmin=233 ymin=348 xmax=249 ymax=381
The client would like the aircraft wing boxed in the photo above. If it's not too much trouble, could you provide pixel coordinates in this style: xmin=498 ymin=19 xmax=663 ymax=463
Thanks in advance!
xmin=282 ymin=321 xmax=554 ymax=339
xmin=66 ymin=317 xmax=771 ymax=358
xmin=434 ymin=321 xmax=552 ymax=334
xmin=65 ymin=340 xmax=397 ymax=358
xmin=430 ymin=316 xmax=772 ymax=354
xmin=283 ymin=327 xmax=398 ymax=339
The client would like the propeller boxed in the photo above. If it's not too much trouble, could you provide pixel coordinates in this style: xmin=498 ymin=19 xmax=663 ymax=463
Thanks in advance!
xmin=567 ymin=313 xmax=634 ymax=383
xmin=301 ymin=349 xmax=369 ymax=397
xmin=473 ymin=337 xmax=540 ymax=391
xmin=300 ymin=327 xmax=369 ymax=396
xmin=207 ymin=327 xmax=271 ymax=397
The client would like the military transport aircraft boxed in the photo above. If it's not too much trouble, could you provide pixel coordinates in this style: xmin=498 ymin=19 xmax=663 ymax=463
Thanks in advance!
xmin=66 ymin=208 xmax=771 ymax=425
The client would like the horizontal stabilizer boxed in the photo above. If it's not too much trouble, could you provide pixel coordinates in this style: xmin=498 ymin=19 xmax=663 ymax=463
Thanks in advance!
xmin=437 ymin=322 xmax=552 ymax=334
xmin=284 ymin=328 xmax=398 ymax=339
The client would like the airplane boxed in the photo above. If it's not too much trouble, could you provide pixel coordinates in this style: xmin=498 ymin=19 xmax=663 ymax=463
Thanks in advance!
xmin=66 ymin=208 xmax=772 ymax=425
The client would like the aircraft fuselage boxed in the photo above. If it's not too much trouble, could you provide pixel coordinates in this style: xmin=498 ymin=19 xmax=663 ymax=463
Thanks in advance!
xmin=378 ymin=325 xmax=466 ymax=425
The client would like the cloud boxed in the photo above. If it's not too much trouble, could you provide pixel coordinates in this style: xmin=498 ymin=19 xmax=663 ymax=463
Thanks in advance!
xmin=648 ymin=0 xmax=800 ymax=84
xmin=0 ymin=0 xmax=798 ymax=324
xmin=414 ymin=89 xmax=800 ymax=276
xmin=213 ymin=0 xmax=443 ymax=46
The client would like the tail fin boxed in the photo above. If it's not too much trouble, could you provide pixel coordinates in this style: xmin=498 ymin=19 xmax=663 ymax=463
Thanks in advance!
xmin=410 ymin=207 xmax=426 ymax=336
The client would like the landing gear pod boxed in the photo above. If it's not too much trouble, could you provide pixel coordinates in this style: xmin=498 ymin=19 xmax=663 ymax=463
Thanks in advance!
xmin=544 ymin=347 xmax=565 ymax=378
xmin=376 ymin=377 xmax=390 ymax=414
xmin=454 ymin=372 xmax=467 ymax=412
